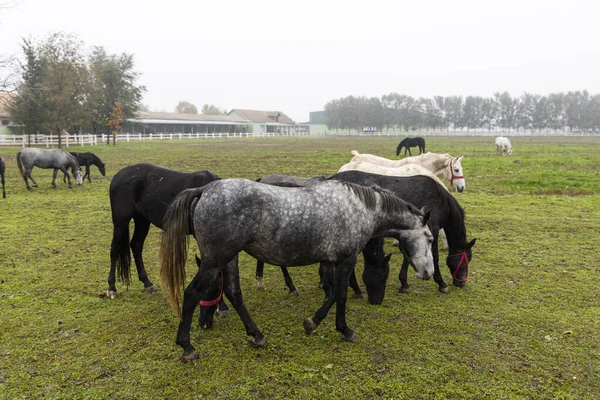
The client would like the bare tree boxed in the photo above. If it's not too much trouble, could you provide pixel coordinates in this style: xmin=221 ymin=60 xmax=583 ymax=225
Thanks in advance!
xmin=175 ymin=100 xmax=198 ymax=114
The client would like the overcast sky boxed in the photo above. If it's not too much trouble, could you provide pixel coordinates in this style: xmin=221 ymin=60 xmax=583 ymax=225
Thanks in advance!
xmin=1 ymin=0 xmax=599 ymax=122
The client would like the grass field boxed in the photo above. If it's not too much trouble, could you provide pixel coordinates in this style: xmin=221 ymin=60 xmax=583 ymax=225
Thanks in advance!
xmin=0 ymin=136 xmax=599 ymax=399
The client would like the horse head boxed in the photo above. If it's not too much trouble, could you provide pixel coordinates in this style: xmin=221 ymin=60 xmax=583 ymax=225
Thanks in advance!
xmin=446 ymin=238 xmax=476 ymax=287
xmin=99 ymin=163 xmax=106 ymax=176
xmin=360 ymin=238 xmax=393 ymax=305
xmin=74 ymin=169 xmax=83 ymax=185
xmin=450 ymin=156 xmax=466 ymax=193
xmin=392 ymin=207 xmax=434 ymax=280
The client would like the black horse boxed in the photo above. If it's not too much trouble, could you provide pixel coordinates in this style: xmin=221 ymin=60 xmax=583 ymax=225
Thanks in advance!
xmin=0 ymin=157 xmax=5 ymax=198
xmin=107 ymin=163 xmax=220 ymax=299
xmin=60 ymin=152 xmax=106 ymax=183
xmin=332 ymin=171 xmax=476 ymax=303
xmin=396 ymin=137 xmax=426 ymax=156
xmin=249 ymin=171 xmax=475 ymax=304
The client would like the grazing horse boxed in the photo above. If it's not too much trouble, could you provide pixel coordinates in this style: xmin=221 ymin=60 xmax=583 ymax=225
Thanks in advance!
xmin=339 ymin=160 xmax=448 ymax=191
xmin=349 ymin=150 xmax=466 ymax=192
xmin=0 ymin=157 xmax=5 ymax=198
xmin=495 ymin=137 xmax=513 ymax=156
xmin=396 ymin=137 xmax=425 ymax=156
xmin=249 ymin=174 xmax=386 ymax=298
xmin=60 ymin=152 xmax=106 ymax=183
xmin=332 ymin=171 xmax=476 ymax=300
xmin=159 ymin=178 xmax=434 ymax=361
xmin=16 ymin=148 xmax=83 ymax=190
xmin=107 ymin=163 xmax=220 ymax=299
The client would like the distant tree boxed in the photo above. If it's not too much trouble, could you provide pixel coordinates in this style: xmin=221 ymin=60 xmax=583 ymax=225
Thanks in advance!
xmin=138 ymin=103 xmax=150 ymax=112
xmin=175 ymin=101 xmax=198 ymax=114
xmin=7 ymin=38 xmax=46 ymax=145
xmin=201 ymin=104 xmax=224 ymax=115
xmin=444 ymin=96 xmax=463 ymax=131
xmin=85 ymin=46 xmax=145 ymax=136
xmin=494 ymin=92 xmax=516 ymax=132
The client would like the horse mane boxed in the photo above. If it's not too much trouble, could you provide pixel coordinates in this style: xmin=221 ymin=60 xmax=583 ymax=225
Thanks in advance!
xmin=441 ymin=188 xmax=467 ymax=242
xmin=337 ymin=180 xmax=419 ymax=215
xmin=65 ymin=151 xmax=81 ymax=171
xmin=90 ymin=153 xmax=103 ymax=166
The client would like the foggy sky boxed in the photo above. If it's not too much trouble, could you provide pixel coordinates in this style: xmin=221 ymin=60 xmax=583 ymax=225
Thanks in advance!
xmin=1 ymin=0 xmax=599 ymax=122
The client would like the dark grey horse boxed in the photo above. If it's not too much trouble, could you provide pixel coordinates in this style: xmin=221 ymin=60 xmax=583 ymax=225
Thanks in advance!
xmin=17 ymin=148 xmax=83 ymax=190
xmin=0 ymin=157 xmax=5 ymax=198
xmin=160 ymin=178 xmax=434 ymax=361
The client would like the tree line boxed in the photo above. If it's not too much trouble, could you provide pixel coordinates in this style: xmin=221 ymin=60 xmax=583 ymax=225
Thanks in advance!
xmin=324 ymin=91 xmax=600 ymax=134
xmin=3 ymin=32 xmax=145 ymax=147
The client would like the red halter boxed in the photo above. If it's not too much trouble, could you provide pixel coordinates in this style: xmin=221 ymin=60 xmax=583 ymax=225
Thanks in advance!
xmin=448 ymin=251 xmax=469 ymax=283
xmin=199 ymin=271 xmax=224 ymax=307
xmin=450 ymin=158 xmax=464 ymax=186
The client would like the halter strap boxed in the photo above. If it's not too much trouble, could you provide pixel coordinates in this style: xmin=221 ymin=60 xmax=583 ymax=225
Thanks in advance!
xmin=449 ymin=159 xmax=464 ymax=186
xmin=199 ymin=271 xmax=224 ymax=307
xmin=448 ymin=251 xmax=469 ymax=283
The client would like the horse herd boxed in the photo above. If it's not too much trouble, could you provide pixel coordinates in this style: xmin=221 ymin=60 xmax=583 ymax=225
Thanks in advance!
xmin=0 ymin=137 xmax=513 ymax=361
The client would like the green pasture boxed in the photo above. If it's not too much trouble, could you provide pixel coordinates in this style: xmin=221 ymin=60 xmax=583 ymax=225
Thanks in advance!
xmin=0 ymin=136 xmax=599 ymax=399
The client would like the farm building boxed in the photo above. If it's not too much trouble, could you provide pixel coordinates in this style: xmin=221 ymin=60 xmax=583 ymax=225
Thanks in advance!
xmin=0 ymin=92 xmax=20 ymax=136
xmin=125 ymin=111 xmax=249 ymax=135
xmin=227 ymin=109 xmax=296 ymax=135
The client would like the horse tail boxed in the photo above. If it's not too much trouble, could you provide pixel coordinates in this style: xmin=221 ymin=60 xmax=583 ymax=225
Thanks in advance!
xmin=159 ymin=186 xmax=205 ymax=320
xmin=16 ymin=151 xmax=24 ymax=180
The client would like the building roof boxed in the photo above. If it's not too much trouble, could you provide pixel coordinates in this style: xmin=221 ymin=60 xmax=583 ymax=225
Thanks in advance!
xmin=228 ymin=109 xmax=295 ymax=125
xmin=133 ymin=111 xmax=247 ymax=124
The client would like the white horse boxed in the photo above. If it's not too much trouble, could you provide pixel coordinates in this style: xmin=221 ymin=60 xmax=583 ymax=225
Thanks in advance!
xmin=348 ymin=151 xmax=465 ymax=192
xmin=338 ymin=160 xmax=451 ymax=248
xmin=495 ymin=137 xmax=512 ymax=156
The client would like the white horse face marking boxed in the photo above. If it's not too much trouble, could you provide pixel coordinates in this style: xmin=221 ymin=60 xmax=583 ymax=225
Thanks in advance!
xmin=74 ymin=170 xmax=83 ymax=185
xmin=398 ymin=224 xmax=434 ymax=280
xmin=452 ymin=156 xmax=466 ymax=193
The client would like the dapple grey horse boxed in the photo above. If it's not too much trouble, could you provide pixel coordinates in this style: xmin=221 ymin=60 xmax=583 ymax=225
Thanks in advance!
xmin=17 ymin=148 xmax=83 ymax=190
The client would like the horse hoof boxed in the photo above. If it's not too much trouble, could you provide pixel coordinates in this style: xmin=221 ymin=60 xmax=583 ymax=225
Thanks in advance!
xmin=249 ymin=336 xmax=267 ymax=348
xmin=216 ymin=309 xmax=230 ymax=317
xmin=107 ymin=290 xmax=117 ymax=299
xmin=399 ymin=287 xmax=410 ymax=294
xmin=303 ymin=318 xmax=317 ymax=335
xmin=144 ymin=285 xmax=157 ymax=293
xmin=341 ymin=331 xmax=358 ymax=343
xmin=289 ymin=290 xmax=299 ymax=297
xmin=353 ymin=292 xmax=363 ymax=299
xmin=180 ymin=350 xmax=199 ymax=362
xmin=439 ymin=286 xmax=450 ymax=294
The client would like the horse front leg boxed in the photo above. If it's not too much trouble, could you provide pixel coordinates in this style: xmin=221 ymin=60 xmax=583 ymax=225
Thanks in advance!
xmin=431 ymin=237 xmax=448 ymax=293
xmin=281 ymin=266 xmax=299 ymax=296
xmin=255 ymin=259 xmax=266 ymax=290
xmin=304 ymin=262 xmax=337 ymax=336
xmin=85 ymin=165 xmax=91 ymax=182
xmin=222 ymin=255 xmax=266 ymax=347
xmin=399 ymin=256 xmax=410 ymax=293
xmin=52 ymin=169 xmax=59 ymax=188
xmin=334 ymin=258 xmax=357 ymax=342
xmin=348 ymin=269 xmax=363 ymax=298
xmin=57 ymin=167 xmax=72 ymax=188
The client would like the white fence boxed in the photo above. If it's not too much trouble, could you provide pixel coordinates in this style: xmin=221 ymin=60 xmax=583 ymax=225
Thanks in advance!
xmin=2 ymin=129 xmax=599 ymax=147
xmin=0 ymin=130 xmax=311 ymax=147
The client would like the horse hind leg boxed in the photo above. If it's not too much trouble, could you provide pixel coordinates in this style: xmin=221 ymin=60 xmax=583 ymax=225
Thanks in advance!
xmin=108 ymin=220 xmax=131 ymax=299
xmin=333 ymin=258 xmax=358 ymax=342
xmin=221 ymin=256 xmax=266 ymax=348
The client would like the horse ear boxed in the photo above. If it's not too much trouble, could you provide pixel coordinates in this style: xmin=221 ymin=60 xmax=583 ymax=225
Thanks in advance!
xmin=420 ymin=207 xmax=431 ymax=224
xmin=458 ymin=156 xmax=463 ymax=162
xmin=195 ymin=255 xmax=202 ymax=268
xmin=467 ymin=238 xmax=477 ymax=249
